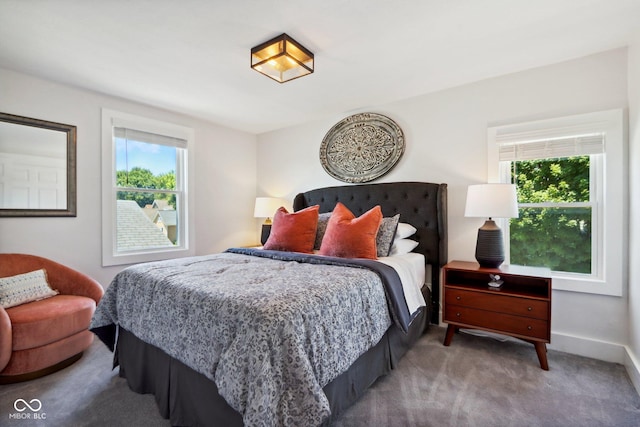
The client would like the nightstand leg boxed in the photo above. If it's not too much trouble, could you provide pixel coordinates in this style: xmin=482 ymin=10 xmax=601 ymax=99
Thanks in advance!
xmin=534 ymin=342 xmax=549 ymax=371
xmin=443 ymin=324 xmax=456 ymax=346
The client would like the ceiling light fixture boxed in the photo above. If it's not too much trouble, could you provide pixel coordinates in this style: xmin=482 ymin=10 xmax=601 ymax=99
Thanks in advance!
xmin=251 ymin=33 xmax=314 ymax=83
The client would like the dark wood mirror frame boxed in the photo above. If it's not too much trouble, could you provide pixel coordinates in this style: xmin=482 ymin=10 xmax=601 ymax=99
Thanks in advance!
xmin=0 ymin=112 xmax=77 ymax=217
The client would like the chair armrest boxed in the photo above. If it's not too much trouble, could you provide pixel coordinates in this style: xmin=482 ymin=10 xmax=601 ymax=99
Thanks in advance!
xmin=44 ymin=263 xmax=105 ymax=304
xmin=0 ymin=306 xmax=11 ymax=372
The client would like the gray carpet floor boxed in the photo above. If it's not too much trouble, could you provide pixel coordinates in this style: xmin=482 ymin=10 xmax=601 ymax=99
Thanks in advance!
xmin=1 ymin=327 xmax=639 ymax=427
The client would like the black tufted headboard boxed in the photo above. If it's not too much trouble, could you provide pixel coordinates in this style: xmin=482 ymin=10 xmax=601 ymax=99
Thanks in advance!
xmin=293 ymin=181 xmax=447 ymax=324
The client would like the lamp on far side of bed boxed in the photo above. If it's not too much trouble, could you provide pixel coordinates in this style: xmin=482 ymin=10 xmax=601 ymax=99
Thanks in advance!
xmin=465 ymin=184 xmax=519 ymax=268
xmin=254 ymin=197 xmax=287 ymax=244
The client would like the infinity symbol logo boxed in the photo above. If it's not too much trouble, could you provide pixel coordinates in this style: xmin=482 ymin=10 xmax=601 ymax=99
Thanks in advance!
xmin=14 ymin=398 xmax=42 ymax=412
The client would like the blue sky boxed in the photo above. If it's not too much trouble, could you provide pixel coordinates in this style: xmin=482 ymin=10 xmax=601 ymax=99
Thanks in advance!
xmin=115 ymin=138 xmax=176 ymax=175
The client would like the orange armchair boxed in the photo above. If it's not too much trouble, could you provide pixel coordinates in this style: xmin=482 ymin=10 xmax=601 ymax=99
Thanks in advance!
xmin=0 ymin=254 xmax=104 ymax=383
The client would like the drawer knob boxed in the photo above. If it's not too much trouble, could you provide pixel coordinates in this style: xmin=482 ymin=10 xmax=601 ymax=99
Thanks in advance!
xmin=456 ymin=312 xmax=461 ymax=317
xmin=528 ymin=307 xmax=533 ymax=311
xmin=456 ymin=296 xmax=461 ymax=300
xmin=527 ymin=325 xmax=533 ymax=330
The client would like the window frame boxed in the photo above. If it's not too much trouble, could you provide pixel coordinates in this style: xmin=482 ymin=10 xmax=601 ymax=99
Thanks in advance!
xmin=101 ymin=109 xmax=195 ymax=267
xmin=488 ymin=109 xmax=625 ymax=296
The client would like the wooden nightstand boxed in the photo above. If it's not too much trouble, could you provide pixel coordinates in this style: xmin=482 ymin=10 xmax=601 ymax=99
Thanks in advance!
xmin=442 ymin=261 xmax=552 ymax=370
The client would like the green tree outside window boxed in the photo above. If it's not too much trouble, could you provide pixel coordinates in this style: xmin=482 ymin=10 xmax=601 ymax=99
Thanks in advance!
xmin=116 ymin=167 xmax=177 ymax=208
xmin=509 ymin=156 xmax=592 ymax=274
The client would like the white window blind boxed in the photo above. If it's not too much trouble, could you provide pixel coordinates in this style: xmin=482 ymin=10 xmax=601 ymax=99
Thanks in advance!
xmin=498 ymin=132 xmax=605 ymax=161
xmin=114 ymin=127 xmax=187 ymax=149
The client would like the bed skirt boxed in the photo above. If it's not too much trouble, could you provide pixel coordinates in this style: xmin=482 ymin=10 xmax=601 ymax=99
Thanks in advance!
xmin=115 ymin=297 xmax=430 ymax=426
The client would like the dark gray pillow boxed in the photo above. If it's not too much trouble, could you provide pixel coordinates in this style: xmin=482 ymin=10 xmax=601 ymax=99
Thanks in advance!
xmin=376 ymin=214 xmax=400 ymax=257
xmin=314 ymin=212 xmax=333 ymax=250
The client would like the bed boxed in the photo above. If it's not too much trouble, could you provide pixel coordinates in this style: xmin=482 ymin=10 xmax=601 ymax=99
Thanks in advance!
xmin=91 ymin=181 xmax=447 ymax=426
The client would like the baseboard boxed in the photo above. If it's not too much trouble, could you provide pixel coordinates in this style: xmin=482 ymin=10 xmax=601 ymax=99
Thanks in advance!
xmin=624 ymin=346 xmax=640 ymax=397
xmin=548 ymin=331 xmax=626 ymax=364
xmin=438 ymin=325 xmax=628 ymax=364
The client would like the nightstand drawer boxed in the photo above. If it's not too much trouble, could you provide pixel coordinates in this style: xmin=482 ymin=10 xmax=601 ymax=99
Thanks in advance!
xmin=445 ymin=288 xmax=549 ymax=320
xmin=445 ymin=305 xmax=549 ymax=341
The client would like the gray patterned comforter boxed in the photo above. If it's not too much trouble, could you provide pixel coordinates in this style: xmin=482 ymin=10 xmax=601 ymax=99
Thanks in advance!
xmin=90 ymin=250 xmax=409 ymax=427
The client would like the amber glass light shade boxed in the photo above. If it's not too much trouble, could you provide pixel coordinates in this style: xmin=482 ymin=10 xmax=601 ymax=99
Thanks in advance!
xmin=251 ymin=33 xmax=314 ymax=83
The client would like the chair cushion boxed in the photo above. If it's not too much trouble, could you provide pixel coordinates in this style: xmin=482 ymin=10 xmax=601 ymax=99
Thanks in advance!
xmin=6 ymin=295 xmax=96 ymax=351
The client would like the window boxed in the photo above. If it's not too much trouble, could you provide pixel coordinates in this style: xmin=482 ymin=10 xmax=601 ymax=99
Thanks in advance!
xmin=102 ymin=109 xmax=194 ymax=266
xmin=488 ymin=110 xmax=625 ymax=296
xmin=502 ymin=137 xmax=603 ymax=276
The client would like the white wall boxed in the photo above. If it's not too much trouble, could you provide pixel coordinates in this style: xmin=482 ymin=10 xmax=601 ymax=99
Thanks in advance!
xmin=627 ymin=39 xmax=640 ymax=392
xmin=258 ymin=48 xmax=630 ymax=362
xmin=0 ymin=68 xmax=257 ymax=287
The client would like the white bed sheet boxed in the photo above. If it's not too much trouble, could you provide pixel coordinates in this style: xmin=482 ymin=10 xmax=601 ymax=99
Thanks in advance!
xmin=377 ymin=252 xmax=426 ymax=315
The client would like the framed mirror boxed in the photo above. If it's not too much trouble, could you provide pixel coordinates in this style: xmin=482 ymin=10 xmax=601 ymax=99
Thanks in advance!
xmin=0 ymin=112 xmax=76 ymax=217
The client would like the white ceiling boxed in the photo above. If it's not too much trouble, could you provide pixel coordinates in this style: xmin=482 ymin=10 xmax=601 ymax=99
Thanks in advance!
xmin=1 ymin=0 xmax=639 ymax=134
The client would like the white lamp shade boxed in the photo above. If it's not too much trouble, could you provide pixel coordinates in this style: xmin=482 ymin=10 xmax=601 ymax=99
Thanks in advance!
xmin=465 ymin=184 xmax=519 ymax=219
xmin=254 ymin=197 xmax=287 ymax=218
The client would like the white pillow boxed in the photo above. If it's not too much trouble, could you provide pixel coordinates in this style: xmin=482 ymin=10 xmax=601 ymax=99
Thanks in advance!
xmin=395 ymin=222 xmax=417 ymax=239
xmin=389 ymin=239 xmax=419 ymax=256
xmin=0 ymin=269 xmax=58 ymax=309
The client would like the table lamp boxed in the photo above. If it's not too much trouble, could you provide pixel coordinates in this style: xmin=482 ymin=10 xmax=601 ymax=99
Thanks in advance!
xmin=254 ymin=197 xmax=287 ymax=244
xmin=465 ymin=184 xmax=518 ymax=268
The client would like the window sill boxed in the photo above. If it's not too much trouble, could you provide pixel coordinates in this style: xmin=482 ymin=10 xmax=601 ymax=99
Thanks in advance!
xmin=102 ymin=246 xmax=194 ymax=267
xmin=552 ymin=274 xmax=622 ymax=297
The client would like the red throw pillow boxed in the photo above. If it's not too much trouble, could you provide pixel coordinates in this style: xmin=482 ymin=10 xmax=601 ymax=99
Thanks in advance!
xmin=263 ymin=205 xmax=320 ymax=253
xmin=319 ymin=202 xmax=383 ymax=259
